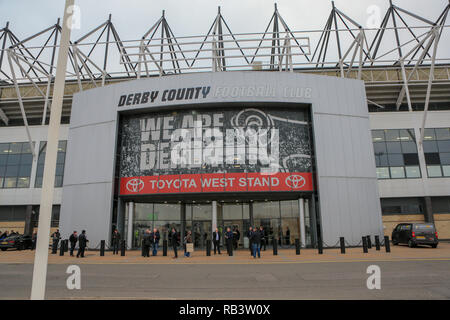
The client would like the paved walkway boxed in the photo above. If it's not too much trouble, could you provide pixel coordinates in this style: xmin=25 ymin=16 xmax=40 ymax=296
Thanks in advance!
xmin=1 ymin=242 xmax=449 ymax=265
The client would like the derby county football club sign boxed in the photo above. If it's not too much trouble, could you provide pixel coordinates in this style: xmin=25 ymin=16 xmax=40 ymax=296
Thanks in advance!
xmin=119 ymin=107 xmax=314 ymax=195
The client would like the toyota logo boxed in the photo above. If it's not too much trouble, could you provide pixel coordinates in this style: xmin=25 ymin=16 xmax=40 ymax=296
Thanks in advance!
xmin=126 ymin=178 xmax=144 ymax=193
xmin=285 ymin=174 xmax=306 ymax=189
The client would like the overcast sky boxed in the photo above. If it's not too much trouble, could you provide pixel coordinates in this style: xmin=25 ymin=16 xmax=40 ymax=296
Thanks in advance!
xmin=1 ymin=0 xmax=448 ymax=72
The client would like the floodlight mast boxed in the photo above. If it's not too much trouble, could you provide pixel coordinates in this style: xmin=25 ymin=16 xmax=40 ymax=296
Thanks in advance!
xmin=30 ymin=0 xmax=74 ymax=300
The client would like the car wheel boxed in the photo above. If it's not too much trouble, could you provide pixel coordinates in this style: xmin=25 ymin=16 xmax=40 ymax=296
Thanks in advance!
xmin=408 ymin=239 xmax=415 ymax=248
xmin=1 ymin=248 xmax=6 ymax=251
xmin=431 ymin=244 xmax=438 ymax=248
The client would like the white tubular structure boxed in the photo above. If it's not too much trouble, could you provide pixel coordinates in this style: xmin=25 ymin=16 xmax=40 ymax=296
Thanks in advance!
xmin=30 ymin=0 xmax=74 ymax=300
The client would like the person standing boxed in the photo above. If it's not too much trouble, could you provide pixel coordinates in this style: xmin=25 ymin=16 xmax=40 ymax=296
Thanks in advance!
xmin=111 ymin=229 xmax=121 ymax=255
xmin=184 ymin=230 xmax=193 ymax=257
xmin=31 ymin=231 xmax=37 ymax=251
xmin=259 ymin=226 xmax=266 ymax=251
xmin=150 ymin=228 xmax=160 ymax=256
xmin=51 ymin=229 xmax=61 ymax=254
xmin=69 ymin=231 xmax=78 ymax=256
xmin=76 ymin=230 xmax=88 ymax=258
xmin=247 ymin=226 xmax=253 ymax=255
xmin=225 ymin=227 xmax=233 ymax=256
xmin=213 ymin=227 xmax=221 ymax=255
xmin=251 ymin=226 xmax=261 ymax=259
xmin=171 ymin=227 xmax=178 ymax=259
xmin=286 ymin=227 xmax=291 ymax=246
xmin=142 ymin=229 xmax=151 ymax=257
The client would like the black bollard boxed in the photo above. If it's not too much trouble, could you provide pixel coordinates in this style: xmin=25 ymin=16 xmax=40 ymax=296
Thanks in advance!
xmin=375 ymin=235 xmax=380 ymax=251
xmin=340 ymin=237 xmax=346 ymax=254
xmin=367 ymin=235 xmax=372 ymax=249
xmin=120 ymin=240 xmax=126 ymax=256
xmin=273 ymin=238 xmax=278 ymax=255
xmin=206 ymin=240 xmax=211 ymax=256
xmin=362 ymin=236 xmax=368 ymax=253
xmin=384 ymin=236 xmax=391 ymax=253
xmin=295 ymin=239 xmax=300 ymax=255
xmin=100 ymin=240 xmax=105 ymax=256
xmin=318 ymin=238 xmax=323 ymax=254
xmin=163 ymin=239 xmax=168 ymax=256
xmin=59 ymin=242 xmax=64 ymax=256
xmin=64 ymin=240 xmax=69 ymax=252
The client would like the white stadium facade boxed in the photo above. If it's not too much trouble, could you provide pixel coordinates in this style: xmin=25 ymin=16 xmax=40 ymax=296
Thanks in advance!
xmin=1 ymin=2 xmax=450 ymax=249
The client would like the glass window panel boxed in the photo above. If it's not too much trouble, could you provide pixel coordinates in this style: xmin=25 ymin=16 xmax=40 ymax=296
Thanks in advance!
xmin=154 ymin=203 xmax=181 ymax=221
xmin=385 ymin=130 xmax=400 ymax=141
xmin=38 ymin=153 xmax=46 ymax=165
xmin=427 ymin=165 xmax=442 ymax=177
xmin=57 ymin=152 xmax=66 ymax=164
xmin=390 ymin=167 xmax=405 ymax=179
xmin=222 ymin=203 xmax=243 ymax=220
xmin=36 ymin=164 xmax=44 ymax=177
xmin=440 ymin=153 xmax=450 ymax=165
xmin=18 ymin=165 xmax=32 ymax=177
xmin=373 ymin=142 xmax=387 ymax=154
xmin=20 ymin=153 xmax=33 ymax=165
xmin=0 ymin=143 xmax=10 ymax=154
xmin=388 ymin=154 xmax=404 ymax=166
xmin=281 ymin=200 xmax=298 ymax=218
xmin=403 ymin=153 xmax=419 ymax=166
xmin=437 ymin=140 xmax=450 ymax=152
xmin=0 ymin=165 xmax=5 ymax=177
xmin=243 ymin=203 xmax=249 ymax=219
xmin=21 ymin=143 xmax=33 ymax=154
xmin=425 ymin=153 xmax=440 ymax=165
xmin=4 ymin=177 xmax=17 ymax=188
xmin=371 ymin=130 xmax=385 ymax=142
xmin=405 ymin=166 xmax=421 ymax=178
xmin=9 ymin=143 xmax=22 ymax=154
xmin=423 ymin=141 xmax=438 ymax=153
xmin=0 ymin=154 xmax=8 ymax=165
xmin=399 ymin=129 xmax=415 ymax=141
xmin=423 ymin=128 xmax=436 ymax=140
xmin=253 ymin=201 xmax=280 ymax=219
xmin=55 ymin=175 xmax=64 ymax=188
xmin=401 ymin=141 xmax=417 ymax=153
xmin=6 ymin=154 xmax=20 ymax=165
xmin=376 ymin=167 xmax=390 ymax=179
xmin=435 ymin=128 xmax=450 ymax=140
xmin=191 ymin=204 xmax=210 ymax=220
xmin=5 ymin=165 xmax=19 ymax=177
xmin=17 ymin=177 xmax=30 ymax=188
xmin=58 ymin=141 xmax=67 ymax=152
xmin=442 ymin=165 xmax=450 ymax=177
xmin=0 ymin=177 xmax=3 ymax=188
xmin=386 ymin=142 xmax=402 ymax=153
xmin=55 ymin=164 xmax=65 ymax=176
xmin=35 ymin=176 xmax=43 ymax=188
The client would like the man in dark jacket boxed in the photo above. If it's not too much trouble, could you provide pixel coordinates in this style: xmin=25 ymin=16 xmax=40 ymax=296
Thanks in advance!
xmin=259 ymin=226 xmax=266 ymax=251
xmin=246 ymin=226 xmax=253 ymax=255
xmin=171 ymin=227 xmax=178 ymax=258
xmin=76 ymin=230 xmax=88 ymax=258
xmin=69 ymin=231 xmax=78 ymax=256
xmin=51 ymin=229 xmax=61 ymax=254
xmin=150 ymin=228 xmax=160 ymax=256
xmin=213 ymin=227 xmax=221 ymax=255
xmin=111 ymin=229 xmax=121 ymax=255
xmin=142 ymin=229 xmax=151 ymax=257
xmin=251 ymin=227 xmax=261 ymax=258
xmin=225 ymin=227 xmax=233 ymax=256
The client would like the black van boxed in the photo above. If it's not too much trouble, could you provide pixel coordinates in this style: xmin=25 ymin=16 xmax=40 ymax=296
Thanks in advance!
xmin=392 ymin=223 xmax=438 ymax=248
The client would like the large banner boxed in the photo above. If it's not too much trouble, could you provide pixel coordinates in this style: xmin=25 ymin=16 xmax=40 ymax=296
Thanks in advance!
xmin=119 ymin=107 xmax=313 ymax=195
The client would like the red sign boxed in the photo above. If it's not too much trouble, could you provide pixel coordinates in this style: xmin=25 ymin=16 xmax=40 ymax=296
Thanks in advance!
xmin=120 ymin=172 xmax=313 ymax=195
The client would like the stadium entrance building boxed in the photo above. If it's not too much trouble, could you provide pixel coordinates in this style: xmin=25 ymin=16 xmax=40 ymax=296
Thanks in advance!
xmin=58 ymin=72 xmax=383 ymax=248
